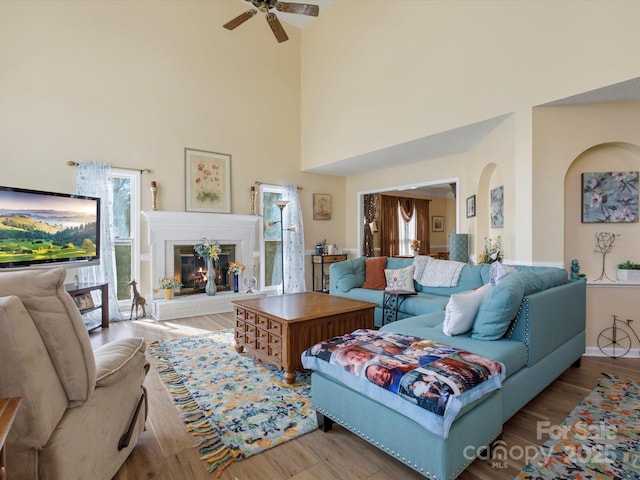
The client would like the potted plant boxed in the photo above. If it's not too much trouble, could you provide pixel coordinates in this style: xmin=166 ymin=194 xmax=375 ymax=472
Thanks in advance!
xmin=617 ymin=260 xmax=640 ymax=282
xmin=478 ymin=236 xmax=503 ymax=264
xmin=157 ymin=276 xmax=183 ymax=300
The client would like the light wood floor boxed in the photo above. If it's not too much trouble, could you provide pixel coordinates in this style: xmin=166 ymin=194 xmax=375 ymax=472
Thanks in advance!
xmin=91 ymin=313 xmax=640 ymax=480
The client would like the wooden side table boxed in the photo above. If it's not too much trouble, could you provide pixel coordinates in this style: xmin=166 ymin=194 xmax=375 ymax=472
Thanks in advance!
xmin=65 ymin=282 xmax=109 ymax=331
xmin=311 ymin=254 xmax=347 ymax=293
xmin=0 ymin=397 xmax=21 ymax=480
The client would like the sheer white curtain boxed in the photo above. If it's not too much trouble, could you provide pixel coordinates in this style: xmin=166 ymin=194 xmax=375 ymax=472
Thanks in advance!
xmin=75 ymin=161 xmax=123 ymax=320
xmin=282 ymin=184 xmax=305 ymax=293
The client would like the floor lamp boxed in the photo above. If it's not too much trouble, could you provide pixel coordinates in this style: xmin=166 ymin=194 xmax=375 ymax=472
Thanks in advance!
xmin=268 ymin=200 xmax=297 ymax=295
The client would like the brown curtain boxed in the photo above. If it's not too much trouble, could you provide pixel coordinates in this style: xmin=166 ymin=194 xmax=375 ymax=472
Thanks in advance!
xmin=399 ymin=197 xmax=414 ymax=223
xmin=380 ymin=195 xmax=399 ymax=257
xmin=414 ymin=198 xmax=430 ymax=255
xmin=362 ymin=194 xmax=376 ymax=257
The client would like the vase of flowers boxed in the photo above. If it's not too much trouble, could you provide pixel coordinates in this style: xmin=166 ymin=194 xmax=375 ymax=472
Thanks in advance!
xmin=478 ymin=236 xmax=503 ymax=264
xmin=194 ymin=238 xmax=221 ymax=296
xmin=410 ymin=239 xmax=421 ymax=256
xmin=228 ymin=261 xmax=246 ymax=293
xmin=157 ymin=276 xmax=182 ymax=300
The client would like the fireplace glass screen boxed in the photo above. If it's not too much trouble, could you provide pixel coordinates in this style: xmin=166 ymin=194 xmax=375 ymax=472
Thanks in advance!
xmin=173 ymin=244 xmax=235 ymax=295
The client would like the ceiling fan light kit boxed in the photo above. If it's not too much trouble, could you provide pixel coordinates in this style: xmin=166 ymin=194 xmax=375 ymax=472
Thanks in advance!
xmin=223 ymin=0 xmax=319 ymax=43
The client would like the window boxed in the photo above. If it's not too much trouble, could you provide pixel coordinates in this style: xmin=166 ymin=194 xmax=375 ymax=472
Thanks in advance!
xmin=111 ymin=169 xmax=140 ymax=303
xmin=259 ymin=184 xmax=284 ymax=292
xmin=398 ymin=203 xmax=416 ymax=256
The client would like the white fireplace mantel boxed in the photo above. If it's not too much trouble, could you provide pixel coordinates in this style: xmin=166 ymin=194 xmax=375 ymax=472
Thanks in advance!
xmin=142 ymin=210 xmax=259 ymax=297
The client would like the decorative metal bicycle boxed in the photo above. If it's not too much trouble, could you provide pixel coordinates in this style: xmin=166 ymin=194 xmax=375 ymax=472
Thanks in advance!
xmin=597 ymin=315 xmax=640 ymax=358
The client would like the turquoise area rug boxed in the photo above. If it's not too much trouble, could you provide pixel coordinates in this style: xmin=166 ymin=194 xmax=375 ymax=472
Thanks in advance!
xmin=516 ymin=374 xmax=640 ymax=480
xmin=148 ymin=330 xmax=316 ymax=476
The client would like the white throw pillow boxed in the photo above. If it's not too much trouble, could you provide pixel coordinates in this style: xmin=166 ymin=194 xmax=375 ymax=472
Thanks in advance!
xmin=442 ymin=284 xmax=493 ymax=336
xmin=384 ymin=265 xmax=416 ymax=292
xmin=489 ymin=261 xmax=517 ymax=286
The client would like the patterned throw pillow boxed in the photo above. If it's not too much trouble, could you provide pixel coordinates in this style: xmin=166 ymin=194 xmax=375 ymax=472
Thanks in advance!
xmin=384 ymin=265 xmax=416 ymax=292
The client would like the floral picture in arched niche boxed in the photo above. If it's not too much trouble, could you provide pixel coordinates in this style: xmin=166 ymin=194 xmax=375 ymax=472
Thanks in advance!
xmin=491 ymin=185 xmax=504 ymax=228
xmin=582 ymin=171 xmax=638 ymax=223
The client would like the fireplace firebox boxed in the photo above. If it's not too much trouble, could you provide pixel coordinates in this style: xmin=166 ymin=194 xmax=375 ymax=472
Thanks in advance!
xmin=173 ymin=244 xmax=235 ymax=295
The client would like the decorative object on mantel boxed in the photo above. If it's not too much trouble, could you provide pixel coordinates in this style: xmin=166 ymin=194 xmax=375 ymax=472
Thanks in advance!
xmin=150 ymin=181 xmax=158 ymax=210
xmin=478 ymin=236 xmax=502 ymax=264
xmin=228 ymin=262 xmax=246 ymax=293
xmin=582 ymin=171 xmax=639 ymax=223
xmin=185 ymin=148 xmax=231 ymax=213
xmin=593 ymin=232 xmax=619 ymax=281
xmin=128 ymin=279 xmax=148 ymax=318
xmin=244 ymin=275 xmax=257 ymax=293
xmin=155 ymin=276 xmax=183 ymax=301
xmin=617 ymin=260 xmax=640 ymax=282
xmin=249 ymin=185 xmax=257 ymax=215
xmin=194 ymin=238 xmax=222 ymax=296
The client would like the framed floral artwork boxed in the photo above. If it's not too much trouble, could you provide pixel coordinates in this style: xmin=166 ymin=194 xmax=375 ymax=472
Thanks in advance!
xmin=582 ymin=171 xmax=638 ymax=223
xmin=185 ymin=148 xmax=231 ymax=213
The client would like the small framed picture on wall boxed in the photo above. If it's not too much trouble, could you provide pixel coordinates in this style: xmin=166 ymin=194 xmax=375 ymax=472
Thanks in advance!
xmin=432 ymin=215 xmax=444 ymax=232
xmin=466 ymin=195 xmax=476 ymax=218
xmin=491 ymin=185 xmax=504 ymax=228
xmin=313 ymin=193 xmax=331 ymax=220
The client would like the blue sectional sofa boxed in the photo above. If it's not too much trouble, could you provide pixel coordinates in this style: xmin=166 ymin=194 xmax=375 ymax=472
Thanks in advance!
xmin=307 ymin=256 xmax=586 ymax=479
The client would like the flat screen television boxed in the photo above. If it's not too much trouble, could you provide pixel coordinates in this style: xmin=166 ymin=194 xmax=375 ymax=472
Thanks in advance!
xmin=0 ymin=186 xmax=100 ymax=269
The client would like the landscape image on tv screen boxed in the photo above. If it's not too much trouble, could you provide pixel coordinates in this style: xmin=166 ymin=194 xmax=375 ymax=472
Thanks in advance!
xmin=0 ymin=186 xmax=100 ymax=268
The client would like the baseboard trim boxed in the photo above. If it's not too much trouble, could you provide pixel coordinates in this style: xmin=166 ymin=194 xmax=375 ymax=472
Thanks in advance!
xmin=584 ymin=346 xmax=640 ymax=358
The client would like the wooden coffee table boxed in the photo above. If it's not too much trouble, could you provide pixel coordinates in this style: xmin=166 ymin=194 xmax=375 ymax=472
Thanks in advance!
xmin=232 ymin=292 xmax=376 ymax=384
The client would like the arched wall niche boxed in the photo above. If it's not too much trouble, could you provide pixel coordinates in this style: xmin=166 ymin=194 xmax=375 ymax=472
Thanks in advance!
xmin=473 ymin=162 xmax=498 ymax=261
xmin=564 ymin=141 xmax=640 ymax=280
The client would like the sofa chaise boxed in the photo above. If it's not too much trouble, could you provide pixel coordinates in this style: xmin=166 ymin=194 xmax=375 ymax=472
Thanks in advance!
xmin=304 ymin=256 xmax=586 ymax=479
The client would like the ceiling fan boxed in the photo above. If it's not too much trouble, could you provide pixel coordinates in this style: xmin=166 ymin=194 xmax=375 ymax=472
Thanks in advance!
xmin=223 ymin=0 xmax=319 ymax=43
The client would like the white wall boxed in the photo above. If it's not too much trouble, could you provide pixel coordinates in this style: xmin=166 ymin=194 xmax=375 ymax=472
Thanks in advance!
xmin=0 ymin=0 xmax=346 ymax=293
xmin=301 ymin=0 xmax=640 ymax=263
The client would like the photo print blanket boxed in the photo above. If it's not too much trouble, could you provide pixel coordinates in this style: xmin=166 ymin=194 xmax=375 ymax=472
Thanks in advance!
xmin=302 ymin=329 xmax=505 ymax=438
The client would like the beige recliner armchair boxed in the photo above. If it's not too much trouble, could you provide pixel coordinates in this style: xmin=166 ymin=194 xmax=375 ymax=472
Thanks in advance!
xmin=0 ymin=267 xmax=148 ymax=480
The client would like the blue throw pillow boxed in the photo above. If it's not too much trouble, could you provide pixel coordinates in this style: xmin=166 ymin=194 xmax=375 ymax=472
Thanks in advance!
xmin=471 ymin=273 xmax=526 ymax=340
xmin=333 ymin=257 xmax=366 ymax=291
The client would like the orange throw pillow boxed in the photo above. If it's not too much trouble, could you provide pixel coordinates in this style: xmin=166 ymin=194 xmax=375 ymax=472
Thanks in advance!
xmin=362 ymin=256 xmax=388 ymax=290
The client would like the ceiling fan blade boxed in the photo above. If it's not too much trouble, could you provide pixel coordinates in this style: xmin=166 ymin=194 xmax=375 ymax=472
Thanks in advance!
xmin=275 ymin=2 xmax=319 ymax=16
xmin=223 ymin=9 xmax=257 ymax=30
xmin=266 ymin=12 xmax=288 ymax=43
